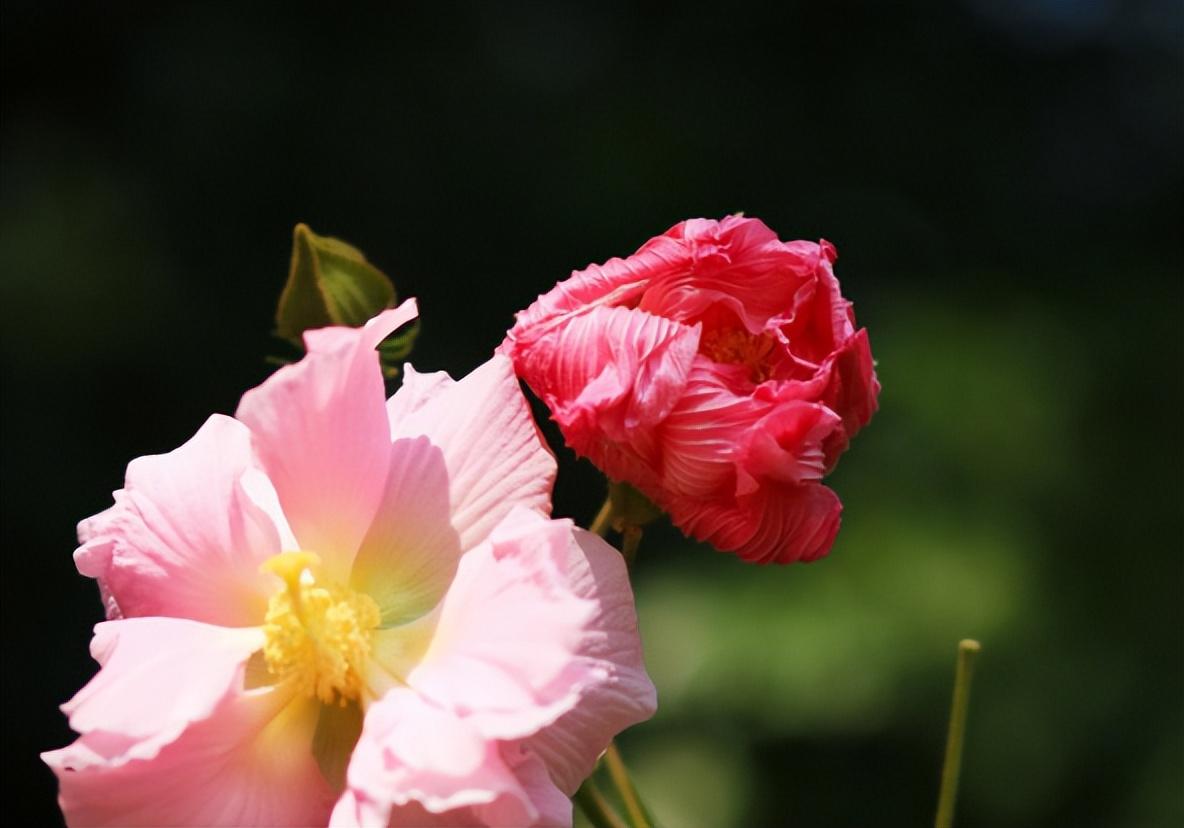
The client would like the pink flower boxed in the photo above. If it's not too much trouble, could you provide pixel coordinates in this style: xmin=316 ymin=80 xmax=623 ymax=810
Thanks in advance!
xmin=43 ymin=301 xmax=656 ymax=827
xmin=501 ymin=216 xmax=879 ymax=564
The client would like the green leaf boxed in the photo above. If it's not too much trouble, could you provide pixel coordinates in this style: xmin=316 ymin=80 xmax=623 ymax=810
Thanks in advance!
xmin=275 ymin=223 xmax=397 ymax=342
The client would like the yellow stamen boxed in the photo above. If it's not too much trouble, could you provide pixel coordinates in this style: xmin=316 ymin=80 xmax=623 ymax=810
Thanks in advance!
xmin=259 ymin=551 xmax=380 ymax=705
xmin=699 ymin=327 xmax=778 ymax=382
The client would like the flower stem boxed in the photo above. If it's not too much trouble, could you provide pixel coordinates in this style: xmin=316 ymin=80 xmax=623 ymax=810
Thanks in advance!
xmin=589 ymin=495 xmax=615 ymax=537
xmin=620 ymin=524 xmax=643 ymax=568
xmin=934 ymin=639 xmax=981 ymax=828
xmin=604 ymin=742 xmax=652 ymax=828
xmin=574 ymin=777 xmax=628 ymax=828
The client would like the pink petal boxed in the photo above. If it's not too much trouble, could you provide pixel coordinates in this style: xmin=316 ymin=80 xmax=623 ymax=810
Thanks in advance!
xmin=236 ymin=302 xmax=418 ymax=580
xmin=509 ymin=305 xmax=699 ymax=470
xmin=782 ymin=238 xmax=855 ymax=364
xmin=332 ymin=689 xmax=553 ymax=828
xmin=43 ymin=619 xmax=336 ymax=827
xmin=348 ymin=434 xmax=461 ymax=626
xmin=388 ymin=354 xmax=557 ymax=553
xmin=819 ymin=328 xmax=880 ymax=444
xmin=657 ymin=359 xmax=766 ymax=499
xmin=73 ymin=414 xmax=285 ymax=626
xmin=405 ymin=509 xmax=597 ymax=740
xmin=638 ymin=217 xmax=821 ymax=333
xmin=736 ymin=402 xmax=844 ymax=494
xmin=515 ymin=527 xmax=657 ymax=795
xmin=384 ymin=364 xmax=455 ymax=430
xmin=669 ymin=482 xmax=843 ymax=564
xmin=45 ymin=694 xmax=332 ymax=827
xmin=502 ymin=228 xmax=693 ymax=345
xmin=60 ymin=619 xmax=262 ymax=741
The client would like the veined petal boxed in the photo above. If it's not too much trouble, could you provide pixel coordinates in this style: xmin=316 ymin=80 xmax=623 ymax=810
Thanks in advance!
xmin=73 ymin=414 xmax=284 ymax=626
xmin=389 ymin=355 xmax=556 ymax=554
xmin=512 ymin=305 xmax=699 ymax=461
xmin=670 ymin=482 xmax=843 ymax=564
xmin=638 ymin=217 xmax=820 ymax=333
xmin=657 ymin=359 xmax=766 ymax=500
xmin=236 ymin=302 xmax=418 ymax=580
xmin=43 ymin=619 xmax=335 ymax=827
xmin=502 ymin=229 xmax=692 ymax=346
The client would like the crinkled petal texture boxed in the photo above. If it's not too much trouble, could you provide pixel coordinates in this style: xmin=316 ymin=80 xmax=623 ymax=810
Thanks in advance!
xmin=49 ymin=300 xmax=656 ymax=827
xmin=503 ymin=216 xmax=880 ymax=564
xmin=336 ymin=509 xmax=655 ymax=827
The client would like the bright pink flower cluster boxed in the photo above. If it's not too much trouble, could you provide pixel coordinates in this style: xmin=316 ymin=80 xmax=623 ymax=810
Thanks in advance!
xmin=44 ymin=303 xmax=655 ymax=827
xmin=502 ymin=216 xmax=879 ymax=564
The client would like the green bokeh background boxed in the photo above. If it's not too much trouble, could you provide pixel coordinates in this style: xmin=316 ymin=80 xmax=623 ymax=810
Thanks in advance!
xmin=2 ymin=2 xmax=1180 ymax=826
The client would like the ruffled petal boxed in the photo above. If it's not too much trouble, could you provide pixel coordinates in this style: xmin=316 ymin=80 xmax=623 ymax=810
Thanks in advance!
xmin=638 ymin=217 xmax=821 ymax=333
xmin=657 ymin=359 xmax=765 ymax=499
xmin=668 ymin=482 xmax=843 ymax=564
xmin=332 ymin=690 xmax=554 ymax=828
xmin=735 ymin=402 xmax=844 ymax=495
xmin=508 ymin=305 xmax=699 ymax=477
xmin=502 ymin=229 xmax=693 ymax=346
xmin=43 ymin=619 xmax=335 ymax=827
xmin=236 ymin=302 xmax=418 ymax=579
xmin=404 ymin=509 xmax=597 ymax=740
xmin=73 ymin=414 xmax=284 ymax=626
xmin=819 ymin=328 xmax=880 ymax=444
xmin=388 ymin=355 xmax=557 ymax=554
xmin=515 ymin=527 xmax=657 ymax=795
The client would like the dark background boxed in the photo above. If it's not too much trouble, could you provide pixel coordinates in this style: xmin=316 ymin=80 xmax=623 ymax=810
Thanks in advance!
xmin=2 ymin=2 xmax=1181 ymax=826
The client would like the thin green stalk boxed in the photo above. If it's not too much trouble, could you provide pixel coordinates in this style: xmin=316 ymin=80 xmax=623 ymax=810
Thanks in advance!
xmin=620 ymin=525 xmax=643 ymax=569
xmin=589 ymin=496 xmax=615 ymax=537
xmin=935 ymin=639 xmax=981 ymax=828
xmin=604 ymin=742 xmax=652 ymax=828
xmin=575 ymin=777 xmax=628 ymax=828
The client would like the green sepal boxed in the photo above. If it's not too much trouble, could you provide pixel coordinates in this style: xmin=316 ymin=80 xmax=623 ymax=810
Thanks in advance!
xmin=378 ymin=319 xmax=421 ymax=378
xmin=608 ymin=480 xmax=663 ymax=530
xmin=275 ymin=223 xmax=397 ymax=343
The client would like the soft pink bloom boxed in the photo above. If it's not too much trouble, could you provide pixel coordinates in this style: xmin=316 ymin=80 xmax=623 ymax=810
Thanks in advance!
xmin=44 ymin=301 xmax=656 ymax=827
xmin=501 ymin=216 xmax=879 ymax=564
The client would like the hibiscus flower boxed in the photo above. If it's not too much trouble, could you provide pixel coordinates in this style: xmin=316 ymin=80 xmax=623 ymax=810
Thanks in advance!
xmin=44 ymin=301 xmax=656 ymax=827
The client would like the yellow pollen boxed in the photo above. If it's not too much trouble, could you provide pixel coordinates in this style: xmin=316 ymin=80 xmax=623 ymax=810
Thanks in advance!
xmin=260 ymin=551 xmax=380 ymax=705
xmin=699 ymin=327 xmax=778 ymax=382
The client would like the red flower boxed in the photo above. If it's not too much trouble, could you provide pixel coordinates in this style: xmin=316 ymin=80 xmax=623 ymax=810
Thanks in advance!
xmin=501 ymin=216 xmax=879 ymax=564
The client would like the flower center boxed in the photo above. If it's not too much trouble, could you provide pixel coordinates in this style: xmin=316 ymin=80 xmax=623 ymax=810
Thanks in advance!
xmin=260 ymin=551 xmax=380 ymax=706
xmin=699 ymin=327 xmax=778 ymax=382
